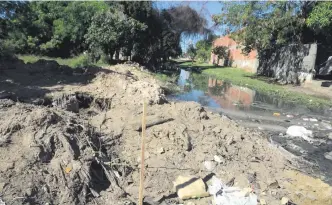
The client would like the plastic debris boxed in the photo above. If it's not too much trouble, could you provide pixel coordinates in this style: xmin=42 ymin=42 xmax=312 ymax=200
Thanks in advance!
xmin=303 ymin=118 xmax=309 ymax=121
xmin=286 ymin=115 xmax=294 ymax=118
xmin=208 ymin=176 xmax=258 ymax=205
xmin=286 ymin=125 xmax=313 ymax=142
xmin=65 ymin=166 xmax=72 ymax=174
xmin=273 ymin=112 xmax=281 ymax=117
xmin=309 ymin=118 xmax=318 ymax=122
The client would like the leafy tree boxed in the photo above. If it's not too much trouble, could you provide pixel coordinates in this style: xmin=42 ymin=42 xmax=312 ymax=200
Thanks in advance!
xmin=212 ymin=46 xmax=228 ymax=65
xmin=307 ymin=2 xmax=332 ymax=42
xmin=213 ymin=2 xmax=314 ymax=53
xmin=85 ymin=9 xmax=146 ymax=63
xmin=187 ymin=44 xmax=197 ymax=63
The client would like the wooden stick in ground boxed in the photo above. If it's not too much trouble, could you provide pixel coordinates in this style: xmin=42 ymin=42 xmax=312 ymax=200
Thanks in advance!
xmin=138 ymin=102 xmax=147 ymax=205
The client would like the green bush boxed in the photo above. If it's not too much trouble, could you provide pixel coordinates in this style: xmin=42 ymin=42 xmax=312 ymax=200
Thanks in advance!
xmin=68 ymin=54 xmax=90 ymax=68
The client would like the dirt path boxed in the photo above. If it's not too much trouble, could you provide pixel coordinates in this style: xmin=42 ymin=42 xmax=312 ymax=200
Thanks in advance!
xmin=0 ymin=62 xmax=331 ymax=205
xmin=287 ymin=79 xmax=332 ymax=100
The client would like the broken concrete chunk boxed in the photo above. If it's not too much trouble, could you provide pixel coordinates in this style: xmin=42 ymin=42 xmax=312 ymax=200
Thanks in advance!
xmin=173 ymin=176 xmax=209 ymax=200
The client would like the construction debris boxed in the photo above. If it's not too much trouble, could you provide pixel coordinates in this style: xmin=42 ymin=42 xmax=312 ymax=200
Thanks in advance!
xmin=173 ymin=176 xmax=209 ymax=200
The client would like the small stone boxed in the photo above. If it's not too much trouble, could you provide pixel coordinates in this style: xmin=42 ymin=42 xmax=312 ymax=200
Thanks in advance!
xmin=261 ymin=192 xmax=266 ymax=196
xmin=173 ymin=176 xmax=209 ymax=200
xmin=200 ymin=111 xmax=208 ymax=120
xmin=200 ymin=124 xmax=205 ymax=132
xmin=25 ymin=188 xmax=33 ymax=196
xmin=203 ymin=161 xmax=216 ymax=171
xmin=212 ymin=126 xmax=222 ymax=133
xmin=0 ymin=182 xmax=6 ymax=192
xmin=324 ymin=152 xmax=332 ymax=161
xmin=328 ymin=133 xmax=332 ymax=140
xmin=309 ymin=118 xmax=318 ymax=122
xmin=227 ymin=136 xmax=235 ymax=145
xmin=260 ymin=199 xmax=267 ymax=205
xmin=157 ymin=147 xmax=165 ymax=154
xmin=213 ymin=155 xmax=224 ymax=164
xmin=241 ymin=188 xmax=252 ymax=197
xmin=281 ymin=197 xmax=289 ymax=205
xmin=185 ymin=202 xmax=195 ymax=205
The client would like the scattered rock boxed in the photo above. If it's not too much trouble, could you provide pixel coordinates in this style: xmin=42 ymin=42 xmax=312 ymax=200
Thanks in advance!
xmin=203 ymin=161 xmax=216 ymax=171
xmin=260 ymin=198 xmax=267 ymax=205
xmin=213 ymin=155 xmax=224 ymax=164
xmin=200 ymin=124 xmax=205 ymax=132
xmin=212 ymin=126 xmax=222 ymax=133
xmin=156 ymin=147 xmax=165 ymax=154
xmin=241 ymin=187 xmax=253 ymax=197
xmin=199 ymin=111 xmax=208 ymax=120
xmin=268 ymin=180 xmax=280 ymax=189
xmin=281 ymin=197 xmax=289 ymax=205
xmin=324 ymin=152 xmax=332 ymax=161
xmin=328 ymin=133 xmax=332 ymax=140
xmin=173 ymin=176 xmax=209 ymax=200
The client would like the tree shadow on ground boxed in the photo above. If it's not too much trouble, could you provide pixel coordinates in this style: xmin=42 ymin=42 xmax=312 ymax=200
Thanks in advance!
xmin=0 ymin=59 xmax=114 ymax=102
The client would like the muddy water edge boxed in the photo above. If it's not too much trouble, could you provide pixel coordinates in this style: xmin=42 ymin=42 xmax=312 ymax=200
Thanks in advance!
xmin=169 ymin=68 xmax=332 ymax=185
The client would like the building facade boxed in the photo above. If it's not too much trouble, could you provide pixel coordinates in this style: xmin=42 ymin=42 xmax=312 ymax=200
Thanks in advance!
xmin=210 ymin=36 xmax=259 ymax=73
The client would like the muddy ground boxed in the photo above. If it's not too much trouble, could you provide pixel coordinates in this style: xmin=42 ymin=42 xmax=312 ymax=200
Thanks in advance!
xmin=0 ymin=61 xmax=331 ymax=205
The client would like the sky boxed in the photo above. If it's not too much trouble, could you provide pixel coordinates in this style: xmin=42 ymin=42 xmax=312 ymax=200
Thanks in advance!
xmin=154 ymin=1 xmax=224 ymax=52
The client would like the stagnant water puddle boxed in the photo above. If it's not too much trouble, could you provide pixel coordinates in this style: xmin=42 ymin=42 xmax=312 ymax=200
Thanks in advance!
xmin=169 ymin=69 xmax=332 ymax=184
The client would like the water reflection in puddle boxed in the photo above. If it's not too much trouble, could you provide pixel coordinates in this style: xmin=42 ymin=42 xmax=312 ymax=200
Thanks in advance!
xmin=172 ymin=69 xmax=331 ymax=117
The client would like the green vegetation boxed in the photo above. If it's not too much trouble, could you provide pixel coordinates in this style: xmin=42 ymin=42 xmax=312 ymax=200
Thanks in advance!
xmin=18 ymin=54 xmax=107 ymax=68
xmin=187 ymin=44 xmax=197 ymax=63
xmin=211 ymin=46 xmax=228 ymax=65
xmin=179 ymin=62 xmax=332 ymax=109
xmin=213 ymin=2 xmax=332 ymax=54
xmin=0 ymin=2 xmax=207 ymax=67
xmin=195 ymin=34 xmax=217 ymax=63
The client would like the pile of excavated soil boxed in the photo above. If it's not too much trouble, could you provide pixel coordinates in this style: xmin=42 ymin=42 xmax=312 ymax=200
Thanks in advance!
xmin=0 ymin=62 xmax=331 ymax=205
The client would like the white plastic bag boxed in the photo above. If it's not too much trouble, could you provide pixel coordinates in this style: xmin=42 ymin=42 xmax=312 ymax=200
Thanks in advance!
xmin=208 ymin=176 xmax=257 ymax=205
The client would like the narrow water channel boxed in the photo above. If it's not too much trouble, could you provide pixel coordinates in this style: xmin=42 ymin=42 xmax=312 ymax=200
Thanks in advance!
xmin=170 ymin=69 xmax=332 ymax=184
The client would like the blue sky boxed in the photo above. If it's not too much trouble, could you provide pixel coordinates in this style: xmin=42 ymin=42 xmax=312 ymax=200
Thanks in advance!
xmin=154 ymin=1 xmax=224 ymax=51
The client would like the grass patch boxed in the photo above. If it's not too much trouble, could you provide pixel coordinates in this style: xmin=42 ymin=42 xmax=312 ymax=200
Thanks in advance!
xmin=18 ymin=54 xmax=108 ymax=68
xmin=179 ymin=62 xmax=332 ymax=109
xmin=179 ymin=61 xmax=211 ymax=68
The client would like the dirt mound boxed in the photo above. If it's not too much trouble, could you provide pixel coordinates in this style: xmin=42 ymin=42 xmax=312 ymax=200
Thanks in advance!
xmin=0 ymin=103 xmax=126 ymax=205
xmin=0 ymin=63 xmax=331 ymax=205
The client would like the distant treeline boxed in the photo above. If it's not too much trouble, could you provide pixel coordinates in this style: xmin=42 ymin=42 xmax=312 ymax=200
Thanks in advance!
xmin=0 ymin=2 xmax=208 ymax=66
